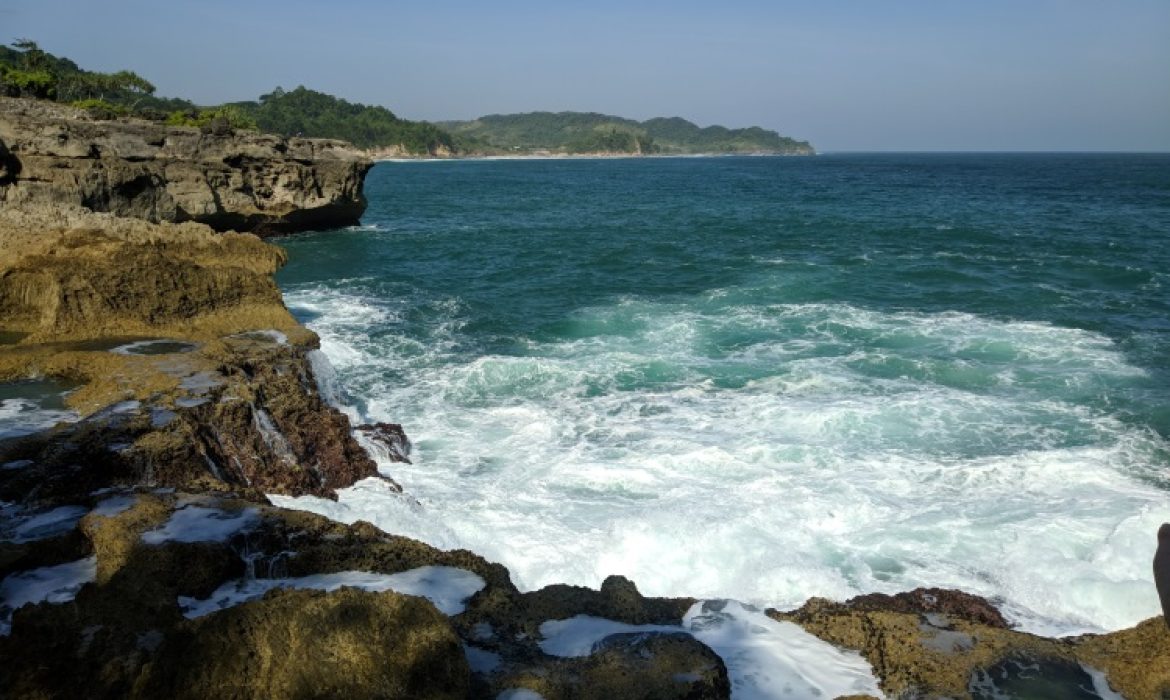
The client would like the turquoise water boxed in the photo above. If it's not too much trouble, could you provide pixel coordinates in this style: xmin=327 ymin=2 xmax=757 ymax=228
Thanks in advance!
xmin=276 ymin=154 xmax=1170 ymax=635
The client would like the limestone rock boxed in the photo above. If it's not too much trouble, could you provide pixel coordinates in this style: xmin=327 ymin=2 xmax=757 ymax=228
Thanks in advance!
xmin=0 ymin=207 xmax=382 ymax=500
xmin=0 ymin=96 xmax=371 ymax=235
xmin=0 ymin=207 xmax=294 ymax=342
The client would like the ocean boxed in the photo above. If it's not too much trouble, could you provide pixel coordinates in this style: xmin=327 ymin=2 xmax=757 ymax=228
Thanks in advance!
xmin=274 ymin=153 xmax=1170 ymax=637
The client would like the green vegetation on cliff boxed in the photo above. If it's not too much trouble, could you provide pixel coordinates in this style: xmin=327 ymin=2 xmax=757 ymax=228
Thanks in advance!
xmin=2 ymin=41 xmax=813 ymax=157
xmin=0 ymin=42 xmax=450 ymax=155
xmin=228 ymin=87 xmax=454 ymax=153
xmin=442 ymin=111 xmax=814 ymax=155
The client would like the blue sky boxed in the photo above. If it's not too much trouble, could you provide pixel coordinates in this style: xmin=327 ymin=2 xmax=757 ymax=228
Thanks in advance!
xmin=3 ymin=0 xmax=1168 ymax=151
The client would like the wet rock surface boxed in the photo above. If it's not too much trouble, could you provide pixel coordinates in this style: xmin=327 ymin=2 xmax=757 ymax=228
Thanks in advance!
xmin=0 ymin=207 xmax=382 ymax=500
xmin=0 ymin=492 xmax=732 ymax=699
xmin=774 ymin=594 xmax=1170 ymax=699
xmin=0 ymin=96 xmax=371 ymax=235
xmin=356 ymin=421 xmax=413 ymax=464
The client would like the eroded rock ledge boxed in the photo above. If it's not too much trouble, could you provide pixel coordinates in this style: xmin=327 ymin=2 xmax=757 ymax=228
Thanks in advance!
xmin=0 ymin=97 xmax=371 ymax=235
xmin=0 ymin=207 xmax=387 ymax=499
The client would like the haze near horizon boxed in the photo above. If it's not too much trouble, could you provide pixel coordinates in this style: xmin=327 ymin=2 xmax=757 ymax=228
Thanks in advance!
xmin=3 ymin=0 xmax=1168 ymax=152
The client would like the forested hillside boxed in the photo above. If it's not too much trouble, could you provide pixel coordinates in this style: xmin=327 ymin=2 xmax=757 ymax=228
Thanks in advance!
xmin=2 ymin=41 xmax=812 ymax=157
xmin=0 ymin=41 xmax=450 ymax=155
xmin=230 ymin=87 xmax=454 ymax=153
xmin=442 ymin=111 xmax=813 ymax=155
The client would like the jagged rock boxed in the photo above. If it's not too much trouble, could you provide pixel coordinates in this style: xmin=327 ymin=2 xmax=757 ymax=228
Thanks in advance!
xmin=0 ymin=207 xmax=384 ymax=500
xmin=0 ymin=96 xmax=371 ymax=235
xmin=356 ymin=422 xmax=412 ymax=464
xmin=135 ymin=587 xmax=469 ymax=700
xmin=0 ymin=341 xmax=384 ymax=501
xmin=523 ymin=574 xmax=694 ymax=628
xmin=1156 ymin=522 xmax=1170 ymax=628
xmin=776 ymin=594 xmax=1169 ymax=699
xmin=840 ymin=586 xmax=1009 ymax=629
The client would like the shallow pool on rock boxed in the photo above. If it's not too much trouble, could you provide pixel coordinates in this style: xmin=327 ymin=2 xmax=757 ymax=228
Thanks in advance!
xmin=0 ymin=378 xmax=80 ymax=439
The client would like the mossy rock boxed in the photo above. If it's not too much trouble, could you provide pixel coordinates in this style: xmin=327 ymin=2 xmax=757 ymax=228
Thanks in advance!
xmin=134 ymin=587 xmax=469 ymax=700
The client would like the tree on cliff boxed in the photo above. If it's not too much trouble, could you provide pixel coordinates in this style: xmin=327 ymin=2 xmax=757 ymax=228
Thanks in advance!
xmin=0 ymin=39 xmax=58 ymax=99
xmin=59 ymin=70 xmax=156 ymax=103
xmin=233 ymin=86 xmax=455 ymax=154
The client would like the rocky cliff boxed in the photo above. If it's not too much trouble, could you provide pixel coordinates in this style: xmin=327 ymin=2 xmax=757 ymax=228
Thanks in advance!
xmin=0 ymin=97 xmax=371 ymax=235
xmin=0 ymin=207 xmax=388 ymax=500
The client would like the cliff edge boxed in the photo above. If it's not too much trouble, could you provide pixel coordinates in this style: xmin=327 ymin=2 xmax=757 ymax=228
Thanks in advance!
xmin=0 ymin=96 xmax=372 ymax=235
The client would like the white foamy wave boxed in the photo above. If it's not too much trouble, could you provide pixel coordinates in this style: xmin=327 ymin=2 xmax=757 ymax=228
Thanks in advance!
xmin=284 ymin=286 xmax=401 ymax=370
xmin=536 ymin=601 xmax=884 ymax=699
xmin=180 ymin=565 xmax=484 ymax=618
xmin=685 ymin=600 xmax=884 ymax=699
xmin=277 ymin=294 xmax=1170 ymax=635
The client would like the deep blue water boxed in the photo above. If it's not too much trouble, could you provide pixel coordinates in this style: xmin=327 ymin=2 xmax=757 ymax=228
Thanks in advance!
xmin=276 ymin=154 xmax=1170 ymax=634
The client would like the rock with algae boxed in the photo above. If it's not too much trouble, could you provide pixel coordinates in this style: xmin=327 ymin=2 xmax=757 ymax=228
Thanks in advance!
xmin=774 ymin=591 xmax=1170 ymax=700
xmin=0 ymin=207 xmax=382 ymax=500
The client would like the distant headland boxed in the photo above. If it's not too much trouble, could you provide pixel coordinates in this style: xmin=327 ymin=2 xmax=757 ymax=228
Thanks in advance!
xmin=1 ymin=40 xmax=813 ymax=160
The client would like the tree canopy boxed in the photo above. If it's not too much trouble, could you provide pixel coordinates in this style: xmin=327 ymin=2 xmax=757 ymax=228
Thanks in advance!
xmin=441 ymin=112 xmax=813 ymax=155
xmin=0 ymin=42 xmax=453 ymax=154
xmin=0 ymin=41 xmax=813 ymax=156
xmin=229 ymin=86 xmax=454 ymax=153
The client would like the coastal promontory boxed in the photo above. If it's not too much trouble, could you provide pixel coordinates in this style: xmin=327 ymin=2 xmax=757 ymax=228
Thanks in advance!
xmin=0 ymin=96 xmax=371 ymax=235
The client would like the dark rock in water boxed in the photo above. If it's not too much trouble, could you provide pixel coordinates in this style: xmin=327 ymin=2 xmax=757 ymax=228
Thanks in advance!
xmin=523 ymin=574 xmax=694 ymax=627
xmin=1156 ymin=523 xmax=1170 ymax=629
xmin=0 ymin=96 xmax=371 ymax=236
xmin=137 ymin=587 xmax=469 ymax=700
xmin=356 ymin=422 xmax=413 ymax=464
xmin=845 ymin=586 xmax=1010 ymax=629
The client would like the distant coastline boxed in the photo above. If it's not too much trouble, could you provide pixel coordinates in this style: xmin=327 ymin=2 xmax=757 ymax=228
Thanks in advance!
xmin=370 ymin=150 xmax=817 ymax=163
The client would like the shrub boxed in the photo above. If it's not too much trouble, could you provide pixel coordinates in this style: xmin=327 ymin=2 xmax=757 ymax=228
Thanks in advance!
xmin=70 ymin=98 xmax=128 ymax=120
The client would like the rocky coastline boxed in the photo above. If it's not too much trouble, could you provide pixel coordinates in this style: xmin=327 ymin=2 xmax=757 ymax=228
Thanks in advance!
xmin=0 ymin=97 xmax=370 ymax=236
xmin=1 ymin=98 xmax=1167 ymax=699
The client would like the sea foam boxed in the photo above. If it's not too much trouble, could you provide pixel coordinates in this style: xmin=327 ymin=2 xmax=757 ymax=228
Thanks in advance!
xmin=280 ymin=277 xmax=1169 ymax=637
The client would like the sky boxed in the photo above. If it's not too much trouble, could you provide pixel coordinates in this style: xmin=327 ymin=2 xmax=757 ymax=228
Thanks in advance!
xmin=2 ymin=0 xmax=1168 ymax=151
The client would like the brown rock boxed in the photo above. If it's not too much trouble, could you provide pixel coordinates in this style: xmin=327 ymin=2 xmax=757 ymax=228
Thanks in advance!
xmin=522 ymin=574 xmax=694 ymax=628
xmin=355 ymin=422 xmax=412 ymax=464
xmin=844 ymin=586 xmax=1010 ymax=629
xmin=0 ymin=96 xmax=371 ymax=235
xmin=133 ymin=587 xmax=469 ymax=700
xmin=1072 ymin=617 xmax=1170 ymax=700
xmin=0 ymin=207 xmax=384 ymax=500
xmin=0 ymin=207 xmax=296 ymax=343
